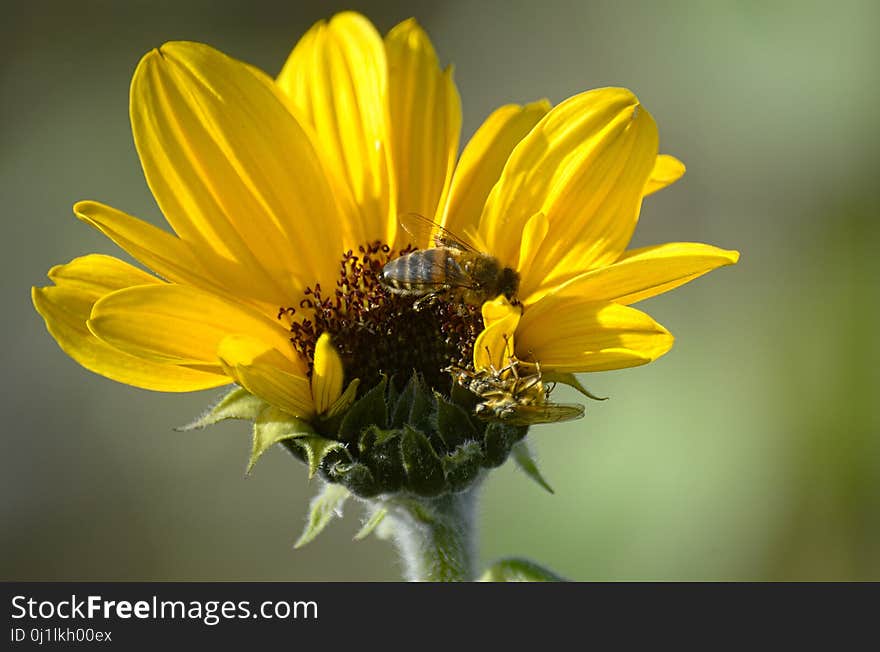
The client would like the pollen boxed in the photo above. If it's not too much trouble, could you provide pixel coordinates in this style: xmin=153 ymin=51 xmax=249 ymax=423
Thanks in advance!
xmin=284 ymin=242 xmax=482 ymax=394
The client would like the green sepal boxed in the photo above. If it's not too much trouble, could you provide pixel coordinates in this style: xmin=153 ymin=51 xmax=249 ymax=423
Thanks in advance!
xmin=543 ymin=371 xmax=607 ymax=401
xmin=288 ymin=435 xmax=351 ymax=479
xmin=479 ymin=558 xmax=567 ymax=582
xmin=337 ymin=376 xmax=388 ymax=443
xmin=248 ymin=406 xmax=315 ymax=474
xmin=384 ymin=373 xmax=401 ymax=412
xmin=449 ymin=378 xmax=479 ymax=412
xmin=294 ymin=482 xmax=350 ymax=549
xmin=177 ymin=386 xmax=266 ymax=431
xmin=353 ymin=506 xmax=388 ymax=541
xmin=391 ymin=373 xmax=432 ymax=432
xmin=407 ymin=377 xmax=433 ymax=433
xmin=442 ymin=441 xmax=483 ymax=492
xmin=511 ymin=441 xmax=554 ymax=494
xmin=400 ymin=426 xmax=445 ymax=497
xmin=327 ymin=461 xmax=381 ymax=497
xmin=359 ymin=426 xmax=405 ymax=493
xmin=390 ymin=376 xmax=414 ymax=427
xmin=483 ymin=422 xmax=527 ymax=468
xmin=435 ymin=394 xmax=478 ymax=449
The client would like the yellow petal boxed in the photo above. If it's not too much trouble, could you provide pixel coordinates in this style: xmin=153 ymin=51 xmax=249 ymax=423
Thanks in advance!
xmin=32 ymin=255 xmax=227 ymax=391
xmin=277 ymin=12 xmax=395 ymax=245
xmin=474 ymin=296 xmax=521 ymax=370
xmin=218 ymin=335 xmax=314 ymax=419
xmin=75 ymin=201 xmax=206 ymax=286
xmin=524 ymin=242 xmax=741 ymax=306
xmin=73 ymin=201 xmax=285 ymax=311
xmin=311 ymin=333 xmax=345 ymax=414
xmin=442 ymin=101 xmax=550 ymax=239
xmin=385 ymin=18 xmax=461 ymax=234
xmin=88 ymin=284 xmax=295 ymax=373
xmin=517 ymin=212 xmax=549 ymax=280
xmin=644 ymin=154 xmax=686 ymax=197
xmin=132 ymin=41 xmax=342 ymax=296
xmin=479 ymin=88 xmax=658 ymax=296
xmin=517 ymin=298 xmax=674 ymax=373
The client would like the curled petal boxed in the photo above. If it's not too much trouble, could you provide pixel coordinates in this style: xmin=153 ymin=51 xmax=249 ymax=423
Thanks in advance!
xmin=644 ymin=154 xmax=686 ymax=197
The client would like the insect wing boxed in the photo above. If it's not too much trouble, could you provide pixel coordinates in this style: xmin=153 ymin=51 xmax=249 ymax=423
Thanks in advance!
xmin=398 ymin=212 xmax=477 ymax=252
xmin=412 ymin=250 xmax=477 ymax=289
xmin=504 ymin=402 xmax=585 ymax=425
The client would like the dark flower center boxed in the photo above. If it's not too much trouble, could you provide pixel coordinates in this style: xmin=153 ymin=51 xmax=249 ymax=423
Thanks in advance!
xmin=281 ymin=241 xmax=482 ymax=394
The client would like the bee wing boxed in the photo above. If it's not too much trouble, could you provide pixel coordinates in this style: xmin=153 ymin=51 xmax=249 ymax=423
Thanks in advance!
xmin=398 ymin=212 xmax=477 ymax=252
xmin=415 ymin=251 xmax=481 ymax=289
xmin=503 ymin=403 xmax=585 ymax=426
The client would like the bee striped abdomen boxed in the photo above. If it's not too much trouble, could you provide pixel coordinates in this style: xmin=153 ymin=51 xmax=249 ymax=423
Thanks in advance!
xmin=380 ymin=248 xmax=461 ymax=293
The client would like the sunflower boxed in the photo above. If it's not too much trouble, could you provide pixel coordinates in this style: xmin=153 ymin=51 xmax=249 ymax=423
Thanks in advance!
xmin=32 ymin=12 xmax=737 ymax=477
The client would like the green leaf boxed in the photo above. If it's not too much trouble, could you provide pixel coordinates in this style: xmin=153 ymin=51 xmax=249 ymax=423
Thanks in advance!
xmin=479 ymin=558 xmax=567 ymax=582
xmin=511 ymin=441 xmax=554 ymax=494
xmin=354 ymin=506 xmax=388 ymax=541
xmin=288 ymin=435 xmax=350 ymax=479
xmin=543 ymin=372 xmax=607 ymax=401
xmin=248 ymin=406 xmax=315 ymax=474
xmin=294 ymin=482 xmax=350 ymax=549
xmin=177 ymin=386 xmax=266 ymax=431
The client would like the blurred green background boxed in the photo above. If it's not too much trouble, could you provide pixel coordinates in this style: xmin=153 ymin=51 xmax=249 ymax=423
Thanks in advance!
xmin=3 ymin=0 xmax=878 ymax=581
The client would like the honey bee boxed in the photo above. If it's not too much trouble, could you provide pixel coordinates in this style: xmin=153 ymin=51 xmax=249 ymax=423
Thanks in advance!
xmin=448 ymin=356 xmax=585 ymax=426
xmin=380 ymin=213 xmax=519 ymax=306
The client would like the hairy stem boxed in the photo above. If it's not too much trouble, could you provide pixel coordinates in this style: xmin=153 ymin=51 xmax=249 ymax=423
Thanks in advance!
xmin=385 ymin=484 xmax=480 ymax=582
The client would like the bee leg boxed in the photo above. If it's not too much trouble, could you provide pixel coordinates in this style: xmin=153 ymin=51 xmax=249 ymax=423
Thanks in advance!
xmin=483 ymin=346 xmax=502 ymax=377
xmin=412 ymin=291 xmax=444 ymax=311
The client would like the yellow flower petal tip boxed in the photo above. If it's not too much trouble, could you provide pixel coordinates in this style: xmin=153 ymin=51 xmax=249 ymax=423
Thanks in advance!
xmin=644 ymin=154 xmax=687 ymax=196
xmin=312 ymin=333 xmax=345 ymax=415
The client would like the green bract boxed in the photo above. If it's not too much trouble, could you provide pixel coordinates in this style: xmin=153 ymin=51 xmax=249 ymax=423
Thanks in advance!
xmin=289 ymin=374 xmax=528 ymax=498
